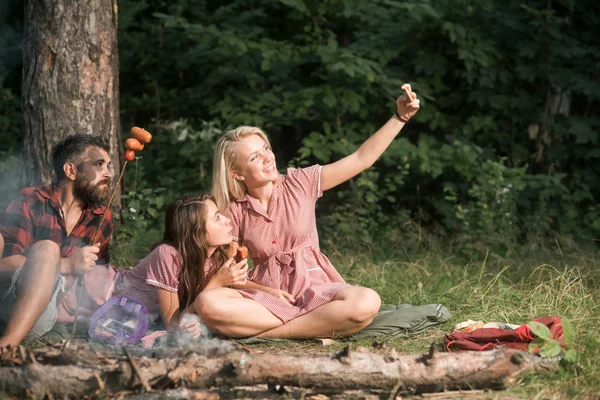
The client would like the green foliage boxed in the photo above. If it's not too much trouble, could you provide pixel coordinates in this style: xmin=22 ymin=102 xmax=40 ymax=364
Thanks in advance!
xmin=120 ymin=187 xmax=167 ymax=231
xmin=0 ymin=86 xmax=21 ymax=153
xmin=2 ymin=0 xmax=600 ymax=252
xmin=0 ymin=0 xmax=24 ymax=207
xmin=112 ymin=186 xmax=168 ymax=266
xmin=527 ymin=317 xmax=582 ymax=363
xmin=131 ymin=119 xmax=223 ymax=195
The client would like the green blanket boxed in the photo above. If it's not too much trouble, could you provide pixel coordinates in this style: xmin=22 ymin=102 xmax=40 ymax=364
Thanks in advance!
xmin=38 ymin=303 xmax=451 ymax=347
xmin=235 ymin=303 xmax=451 ymax=344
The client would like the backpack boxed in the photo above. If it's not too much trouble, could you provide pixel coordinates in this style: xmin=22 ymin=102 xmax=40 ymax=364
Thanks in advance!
xmin=88 ymin=296 xmax=148 ymax=345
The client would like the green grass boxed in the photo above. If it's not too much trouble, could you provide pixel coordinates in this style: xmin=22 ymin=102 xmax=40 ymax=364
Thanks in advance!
xmin=105 ymin=228 xmax=600 ymax=397
xmin=317 ymin=231 xmax=600 ymax=398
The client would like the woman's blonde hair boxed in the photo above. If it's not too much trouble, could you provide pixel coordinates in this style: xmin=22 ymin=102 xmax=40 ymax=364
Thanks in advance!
xmin=212 ymin=126 xmax=271 ymax=211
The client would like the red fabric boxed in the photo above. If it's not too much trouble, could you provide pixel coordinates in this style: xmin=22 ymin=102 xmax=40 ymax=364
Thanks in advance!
xmin=0 ymin=184 xmax=112 ymax=262
xmin=444 ymin=316 xmax=564 ymax=352
xmin=1 ymin=184 xmax=114 ymax=323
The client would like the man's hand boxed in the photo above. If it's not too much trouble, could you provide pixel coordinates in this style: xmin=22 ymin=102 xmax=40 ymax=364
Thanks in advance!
xmin=61 ymin=243 xmax=100 ymax=275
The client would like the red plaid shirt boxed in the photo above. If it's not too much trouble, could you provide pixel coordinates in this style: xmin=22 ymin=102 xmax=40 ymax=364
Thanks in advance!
xmin=0 ymin=184 xmax=113 ymax=263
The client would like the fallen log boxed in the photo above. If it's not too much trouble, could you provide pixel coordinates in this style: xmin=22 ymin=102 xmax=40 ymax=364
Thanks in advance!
xmin=0 ymin=342 xmax=559 ymax=399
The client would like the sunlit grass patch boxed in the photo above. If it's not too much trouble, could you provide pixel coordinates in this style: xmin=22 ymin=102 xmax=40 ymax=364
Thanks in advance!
xmin=321 ymin=234 xmax=600 ymax=398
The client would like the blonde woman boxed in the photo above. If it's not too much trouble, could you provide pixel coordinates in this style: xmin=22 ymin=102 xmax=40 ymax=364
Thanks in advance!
xmin=200 ymin=84 xmax=420 ymax=339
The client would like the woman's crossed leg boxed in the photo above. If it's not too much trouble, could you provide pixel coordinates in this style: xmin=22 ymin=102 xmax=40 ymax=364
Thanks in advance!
xmin=195 ymin=286 xmax=381 ymax=339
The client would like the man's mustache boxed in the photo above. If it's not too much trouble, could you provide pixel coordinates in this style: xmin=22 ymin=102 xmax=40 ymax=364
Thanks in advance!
xmin=98 ymin=178 xmax=112 ymax=187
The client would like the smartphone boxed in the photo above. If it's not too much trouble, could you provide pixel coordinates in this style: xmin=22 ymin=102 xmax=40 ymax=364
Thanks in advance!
xmin=101 ymin=318 xmax=134 ymax=335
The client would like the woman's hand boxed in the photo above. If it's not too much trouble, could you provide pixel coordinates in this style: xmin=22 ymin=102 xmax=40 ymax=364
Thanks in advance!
xmin=395 ymin=83 xmax=420 ymax=122
xmin=177 ymin=313 xmax=202 ymax=339
xmin=214 ymin=257 xmax=249 ymax=287
xmin=262 ymin=287 xmax=295 ymax=304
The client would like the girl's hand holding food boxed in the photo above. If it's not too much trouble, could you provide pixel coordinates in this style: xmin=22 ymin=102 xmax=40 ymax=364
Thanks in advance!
xmin=213 ymin=258 xmax=249 ymax=287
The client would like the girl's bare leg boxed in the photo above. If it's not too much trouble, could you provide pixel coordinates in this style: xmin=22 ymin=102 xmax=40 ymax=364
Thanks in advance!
xmin=257 ymin=286 xmax=381 ymax=339
xmin=194 ymin=287 xmax=283 ymax=337
xmin=196 ymin=285 xmax=381 ymax=339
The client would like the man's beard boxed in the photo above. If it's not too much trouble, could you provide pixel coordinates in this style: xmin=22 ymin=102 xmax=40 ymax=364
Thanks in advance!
xmin=74 ymin=176 xmax=112 ymax=204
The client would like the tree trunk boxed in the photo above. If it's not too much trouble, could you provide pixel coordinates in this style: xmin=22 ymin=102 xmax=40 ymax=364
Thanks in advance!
xmin=0 ymin=343 xmax=558 ymax=398
xmin=22 ymin=0 xmax=121 ymax=189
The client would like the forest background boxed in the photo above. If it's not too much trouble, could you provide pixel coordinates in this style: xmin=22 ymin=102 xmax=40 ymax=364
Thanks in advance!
xmin=0 ymin=0 xmax=599 ymax=396
xmin=2 ymin=0 xmax=599 ymax=253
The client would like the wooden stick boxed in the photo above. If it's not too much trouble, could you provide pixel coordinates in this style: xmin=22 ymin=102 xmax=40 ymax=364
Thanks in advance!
xmin=91 ymin=159 xmax=128 ymax=244
xmin=71 ymin=160 xmax=128 ymax=336
xmin=93 ymin=371 xmax=105 ymax=395
xmin=123 ymin=345 xmax=152 ymax=392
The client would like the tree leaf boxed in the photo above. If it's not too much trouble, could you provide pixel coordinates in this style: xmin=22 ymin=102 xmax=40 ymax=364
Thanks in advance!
xmin=539 ymin=340 xmax=562 ymax=358
xmin=563 ymin=349 xmax=580 ymax=363
xmin=528 ymin=338 xmax=545 ymax=354
xmin=527 ymin=321 xmax=553 ymax=341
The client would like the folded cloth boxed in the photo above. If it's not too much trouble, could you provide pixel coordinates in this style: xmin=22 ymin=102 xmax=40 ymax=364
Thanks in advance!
xmin=141 ymin=330 xmax=168 ymax=348
xmin=444 ymin=316 xmax=564 ymax=352
xmin=453 ymin=320 xmax=521 ymax=332
xmin=353 ymin=303 xmax=451 ymax=338
xmin=235 ymin=303 xmax=452 ymax=344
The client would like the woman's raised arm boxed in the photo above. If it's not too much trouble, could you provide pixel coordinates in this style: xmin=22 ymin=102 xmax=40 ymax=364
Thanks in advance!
xmin=321 ymin=84 xmax=420 ymax=192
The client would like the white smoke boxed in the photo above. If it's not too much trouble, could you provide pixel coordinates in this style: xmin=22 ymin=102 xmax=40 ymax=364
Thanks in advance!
xmin=0 ymin=153 xmax=25 ymax=211
xmin=173 ymin=313 xmax=234 ymax=352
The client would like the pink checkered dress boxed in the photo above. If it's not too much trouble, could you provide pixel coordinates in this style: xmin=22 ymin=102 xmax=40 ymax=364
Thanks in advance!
xmin=111 ymin=244 xmax=216 ymax=319
xmin=57 ymin=245 xmax=184 ymax=323
xmin=57 ymin=245 xmax=219 ymax=324
xmin=228 ymin=165 xmax=349 ymax=323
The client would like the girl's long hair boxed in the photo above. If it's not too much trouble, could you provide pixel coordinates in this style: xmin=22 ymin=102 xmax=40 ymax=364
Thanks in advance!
xmin=212 ymin=126 xmax=271 ymax=211
xmin=153 ymin=195 xmax=228 ymax=308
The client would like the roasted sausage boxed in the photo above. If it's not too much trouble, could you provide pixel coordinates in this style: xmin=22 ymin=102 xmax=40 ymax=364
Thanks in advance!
xmin=235 ymin=246 xmax=248 ymax=263
xmin=130 ymin=127 xmax=153 ymax=144
xmin=125 ymin=137 xmax=144 ymax=151
xmin=124 ymin=149 xmax=135 ymax=161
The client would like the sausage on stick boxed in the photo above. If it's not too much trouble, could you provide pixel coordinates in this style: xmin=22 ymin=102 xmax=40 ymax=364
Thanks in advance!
xmin=72 ymin=128 xmax=153 ymax=336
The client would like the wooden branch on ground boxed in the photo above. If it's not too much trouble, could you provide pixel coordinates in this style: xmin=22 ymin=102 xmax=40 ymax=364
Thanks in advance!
xmin=0 ymin=342 xmax=559 ymax=399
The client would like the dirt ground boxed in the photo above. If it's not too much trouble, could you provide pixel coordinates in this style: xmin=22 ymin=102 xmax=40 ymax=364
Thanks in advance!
xmin=125 ymin=385 xmax=532 ymax=400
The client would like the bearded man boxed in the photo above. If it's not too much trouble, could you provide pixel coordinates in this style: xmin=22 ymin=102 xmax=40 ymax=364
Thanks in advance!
xmin=0 ymin=134 xmax=114 ymax=349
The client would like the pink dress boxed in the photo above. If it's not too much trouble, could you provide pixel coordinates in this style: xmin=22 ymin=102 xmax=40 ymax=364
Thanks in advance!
xmin=111 ymin=244 xmax=215 ymax=320
xmin=228 ymin=165 xmax=349 ymax=323
xmin=56 ymin=245 xmax=216 ymax=324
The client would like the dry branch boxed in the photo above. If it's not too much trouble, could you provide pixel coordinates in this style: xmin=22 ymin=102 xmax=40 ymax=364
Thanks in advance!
xmin=0 ymin=342 xmax=558 ymax=399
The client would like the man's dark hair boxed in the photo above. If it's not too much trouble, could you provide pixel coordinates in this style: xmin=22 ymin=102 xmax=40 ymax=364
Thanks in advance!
xmin=52 ymin=134 xmax=110 ymax=182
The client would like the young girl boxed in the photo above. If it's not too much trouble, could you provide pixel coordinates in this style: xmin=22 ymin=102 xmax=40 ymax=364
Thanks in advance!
xmin=200 ymin=84 xmax=420 ymax=339
xmin=109 ymin=195 xmax=251 ymax=338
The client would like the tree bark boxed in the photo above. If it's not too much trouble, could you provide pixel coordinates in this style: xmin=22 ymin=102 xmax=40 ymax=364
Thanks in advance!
xmin=0 ymin=344 xmax=558 ymax=398
xmin=22 ymin=0 xmax=121 ymax=189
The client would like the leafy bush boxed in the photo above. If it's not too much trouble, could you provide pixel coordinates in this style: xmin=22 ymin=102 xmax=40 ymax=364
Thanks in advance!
xmin=2 ymin=0 xmax=599 ymax=254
